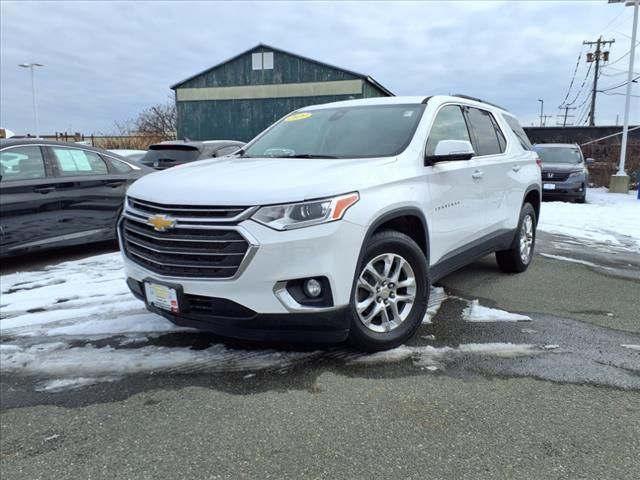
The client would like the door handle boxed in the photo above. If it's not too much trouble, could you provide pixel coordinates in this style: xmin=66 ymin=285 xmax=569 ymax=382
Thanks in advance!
xmin=34 ymin=186 xmax=56 ymax=194
xmin=472 ymin=170 xmax=484 ymax=179
xmin=106 ymin=181 xmax=125 ymax=188
xmin=512 ymin=165 xmax=521 ymax=172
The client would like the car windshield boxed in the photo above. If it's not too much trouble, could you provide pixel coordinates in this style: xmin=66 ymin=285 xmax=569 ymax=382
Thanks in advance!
xmin=243 ymin=104 xmax=426 ymax=159
xmin=534 ymin=146 xmax=582 ymax=164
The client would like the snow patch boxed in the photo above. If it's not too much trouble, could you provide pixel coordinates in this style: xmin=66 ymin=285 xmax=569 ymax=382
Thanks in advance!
xmin=0 ymin=252 xmax=185 ymax=338
xmin=539 ymin=253 xmax=605 ymax=269
xmin=36 ymin=377 xmax=119 ymax=393
xmin=423 ymin=286 xmax=447 ymax=324
xmin=538 ymin=188 xmax=639 ymax=251
xmin=463 ymin=300 xmax=531 ymax=322
xmin=350 ymin=342 xmax=549 ymax=367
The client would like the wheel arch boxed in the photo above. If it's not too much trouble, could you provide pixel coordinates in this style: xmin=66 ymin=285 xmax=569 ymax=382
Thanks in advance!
xmin=358 ymin=208 xmax=430 ymax=269
xmin=523 ymin=185 xmax=541 ymax=224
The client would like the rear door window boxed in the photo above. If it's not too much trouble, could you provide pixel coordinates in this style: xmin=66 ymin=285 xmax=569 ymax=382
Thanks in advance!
xmin=0 ymin=146 xmax=47 ymax=181
xmin=425 ymin=105 xmax=472 ymax=156
xmin=464 ymin=107 xmax=505 ymax=156
xmin=51 ymin=147 xmax=109 ymax=176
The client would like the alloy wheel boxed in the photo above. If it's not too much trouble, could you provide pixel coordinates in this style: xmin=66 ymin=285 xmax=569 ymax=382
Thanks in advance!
xmin=519 ymin=214 xmax=534 ymax=264
xmin=354 ymin=253 xmax=416 ymax=333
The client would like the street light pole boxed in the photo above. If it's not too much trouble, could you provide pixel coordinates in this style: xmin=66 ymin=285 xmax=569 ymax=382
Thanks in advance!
xmin=18 ymin=63 xmax=44 ymax=138
xmin=608 ymin=0 xmax=639 ymax=194
xmin=538 ymin=98 xmax=544 ymax=126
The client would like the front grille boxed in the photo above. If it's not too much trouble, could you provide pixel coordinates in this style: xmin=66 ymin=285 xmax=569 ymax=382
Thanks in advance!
xmin=542 ymin=171 xmax=570 ymax=181
xmin=128 ymin=196 xmax=248 ymax=220
xmin=121 ymin=218 xmax=250 ymax=279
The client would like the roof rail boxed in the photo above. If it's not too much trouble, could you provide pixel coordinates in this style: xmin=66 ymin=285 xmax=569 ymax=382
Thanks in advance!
xmin=452 ymin=94 xmax=509 ymax=112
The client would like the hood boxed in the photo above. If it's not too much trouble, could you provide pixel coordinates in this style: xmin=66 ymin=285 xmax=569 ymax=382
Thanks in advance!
xmin=541 ymin=162 xmax=582 ymax=172
xmin=127 ymin=156 xmax=397 ymax=206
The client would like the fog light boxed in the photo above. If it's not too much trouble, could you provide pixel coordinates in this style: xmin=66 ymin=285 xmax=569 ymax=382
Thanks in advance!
xmin=303 ymin=278 xmax=322 ymax=298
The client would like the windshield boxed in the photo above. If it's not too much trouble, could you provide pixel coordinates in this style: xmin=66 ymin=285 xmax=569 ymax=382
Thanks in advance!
xmin=534 ymin=146 xmax=582 ymax=164
xmin=244 ymin=104 xmax=426 ymax=159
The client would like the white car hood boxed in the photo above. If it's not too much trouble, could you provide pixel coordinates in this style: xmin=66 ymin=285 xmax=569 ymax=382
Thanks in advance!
xmin=127 ymin=156 xmax=396 ymax=206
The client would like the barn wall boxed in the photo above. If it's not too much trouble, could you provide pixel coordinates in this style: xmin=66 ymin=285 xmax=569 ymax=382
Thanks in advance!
xmin=175 ymin=46 xmax=390 ymax=141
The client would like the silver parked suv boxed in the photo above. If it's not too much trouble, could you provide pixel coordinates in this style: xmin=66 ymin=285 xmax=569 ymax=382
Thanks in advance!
xmin=119 ymin=95 xmax=542 ymax=351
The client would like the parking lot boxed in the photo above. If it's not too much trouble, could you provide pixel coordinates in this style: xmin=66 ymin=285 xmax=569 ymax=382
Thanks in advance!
xmin=1 ymin=191 xmax=639 ymax=479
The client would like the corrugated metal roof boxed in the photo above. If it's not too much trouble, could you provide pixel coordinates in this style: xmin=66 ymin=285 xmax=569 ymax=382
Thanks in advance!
xmin=170 ymin=43 xmax=394 ymax=96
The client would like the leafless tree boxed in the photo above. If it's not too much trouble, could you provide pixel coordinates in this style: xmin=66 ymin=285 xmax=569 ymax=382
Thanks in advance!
xmin=134 ymin=99 xmax=177 ymax=136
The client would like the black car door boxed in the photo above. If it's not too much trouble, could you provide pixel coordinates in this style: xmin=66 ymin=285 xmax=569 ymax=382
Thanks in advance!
xmin=0 ymin=145 xmax=63 ymax=254
xmin=44 ymin=145 xmax=127 ymax=239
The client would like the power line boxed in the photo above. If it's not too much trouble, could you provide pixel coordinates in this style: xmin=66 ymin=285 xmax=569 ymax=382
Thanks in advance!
xmin=600 ymin=91 xmax=640 ymax=98
xmin=600 ymin=70 xmax=639 ymax=77
xmin=559 ymin=49 xmax=584 ymax=107
xmin=575 ymin=90 xmax=593 ymax=126
xmin=599 ymin=74 xmax=640 ymax=92
xmin=566 ymin=62 xmax=593 ymax=106
xmin=600 ymin=6 xmax=629 ymax=34
xmin=604 ymin=41 xmax=640 ymax=67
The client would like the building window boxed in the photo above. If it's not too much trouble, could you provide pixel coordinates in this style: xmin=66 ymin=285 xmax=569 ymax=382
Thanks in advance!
xmin=263 ymin=52 xmax=274 ymax=69
xmin=252 ymin=52 xmax=273 ymax=71
xmin=251 ymin=53 xmax=262 ymax=70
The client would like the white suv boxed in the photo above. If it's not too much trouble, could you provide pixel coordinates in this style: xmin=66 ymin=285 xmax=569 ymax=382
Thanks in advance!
xmin=120 ymin=95 xmax=541 ymax=351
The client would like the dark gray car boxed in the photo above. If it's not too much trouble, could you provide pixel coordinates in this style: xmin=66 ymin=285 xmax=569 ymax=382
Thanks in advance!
xmin=139 ymin=140 xmax=244 ymax=170
xmin=533 ymin=143 xmax=593 ymax=203
xmin=0 ymin=139 xmax=152 ymax=257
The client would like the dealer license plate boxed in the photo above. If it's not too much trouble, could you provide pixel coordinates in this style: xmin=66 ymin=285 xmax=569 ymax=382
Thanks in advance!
xmin=543 ymin=183 xmax=556 ymax=190
xmin=144 ymin=282 xmax=179 ymax=313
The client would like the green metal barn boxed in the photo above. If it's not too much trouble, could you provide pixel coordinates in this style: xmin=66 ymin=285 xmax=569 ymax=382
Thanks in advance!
xmin=171 ymin=44 xmax=394 ymax=142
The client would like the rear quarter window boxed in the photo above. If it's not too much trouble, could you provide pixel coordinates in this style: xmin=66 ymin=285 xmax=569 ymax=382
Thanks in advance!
xmin=464 ymin=107 xmax=505 ymax=156
xmin=503 ymin=114 xmax=533 ymax=150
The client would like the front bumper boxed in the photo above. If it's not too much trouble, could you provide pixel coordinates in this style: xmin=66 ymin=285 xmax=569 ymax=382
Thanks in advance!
xmin=121 ymin=218 xmax=366 ymax=341
xmin=126 ymin=278 xmax=350 ymax=342
xmin=541 ymin=179 xmax=585 ymax=199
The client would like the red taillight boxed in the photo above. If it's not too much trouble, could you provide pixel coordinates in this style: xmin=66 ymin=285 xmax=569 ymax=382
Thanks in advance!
xmin=535 ymin=157 xmax=542 ymax=170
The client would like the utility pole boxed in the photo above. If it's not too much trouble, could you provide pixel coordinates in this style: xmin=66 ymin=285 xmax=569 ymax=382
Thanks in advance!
xmin=583 ymin=36 xmax=615 ymax=126
xmin=607 ymin=0 xmax=638 ymax=194
xmin=557 ymin=106 xmax=576 ymax=127
xmin=537 ymin=99 xmax=544 ymax=126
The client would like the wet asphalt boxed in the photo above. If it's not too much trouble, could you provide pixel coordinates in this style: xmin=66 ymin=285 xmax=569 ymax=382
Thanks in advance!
xmin=1 ymin=230 xmax=639 ymax=479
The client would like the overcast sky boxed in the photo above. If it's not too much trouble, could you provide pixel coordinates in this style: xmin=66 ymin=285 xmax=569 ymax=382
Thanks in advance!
xmin=1 ymin=0 xmax=638 ymax=135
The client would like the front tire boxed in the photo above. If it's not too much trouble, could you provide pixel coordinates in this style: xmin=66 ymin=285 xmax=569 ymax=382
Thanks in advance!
xmin=348 ymin=230 xmax=429 ymax=352
xmin=496 ymin=202 xmax=537 ymax=273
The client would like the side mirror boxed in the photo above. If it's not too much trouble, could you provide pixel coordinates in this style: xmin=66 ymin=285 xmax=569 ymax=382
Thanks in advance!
xmin=585 ymin=158 xmax=595 ymax=165
xmin=426 ymin=140 xmax=475 ymax=164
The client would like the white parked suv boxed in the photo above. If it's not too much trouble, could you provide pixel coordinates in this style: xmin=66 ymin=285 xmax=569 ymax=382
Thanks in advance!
xmin=120 ymin=95 xmax=541 ymax=351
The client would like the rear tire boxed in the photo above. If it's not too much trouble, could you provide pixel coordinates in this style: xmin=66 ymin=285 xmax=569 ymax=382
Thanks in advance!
xmin=496 ymin=202 xmax=537 ymax=273
xmin=348 ymin=230 xmax=429 ymax=352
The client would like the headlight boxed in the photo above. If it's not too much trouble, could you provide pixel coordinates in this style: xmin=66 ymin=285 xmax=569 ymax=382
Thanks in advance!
xmin=568 ymin=171 xmax=584 ymax=179
xmin=252 ymin=192 xmax=359 ymax=230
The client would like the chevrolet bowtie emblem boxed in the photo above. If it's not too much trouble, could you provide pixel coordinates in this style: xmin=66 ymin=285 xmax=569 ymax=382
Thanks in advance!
xmin=146 ymin=214 xmax=177 ymax=232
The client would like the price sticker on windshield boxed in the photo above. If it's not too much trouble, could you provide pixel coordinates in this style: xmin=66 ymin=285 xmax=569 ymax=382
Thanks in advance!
xmin=285 ymin=112 xmax=313 ymax=122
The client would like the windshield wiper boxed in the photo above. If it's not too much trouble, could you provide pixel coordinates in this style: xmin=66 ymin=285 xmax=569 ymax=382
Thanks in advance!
xmin=232 ymin=148 xmax=253 ymax=158
xmin=277 ymin=154 xmax=338 ymax=159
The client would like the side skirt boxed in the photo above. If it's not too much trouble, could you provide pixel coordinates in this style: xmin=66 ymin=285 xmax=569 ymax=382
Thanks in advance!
xmin=429 ymin=229 xmax=515 ymax=283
